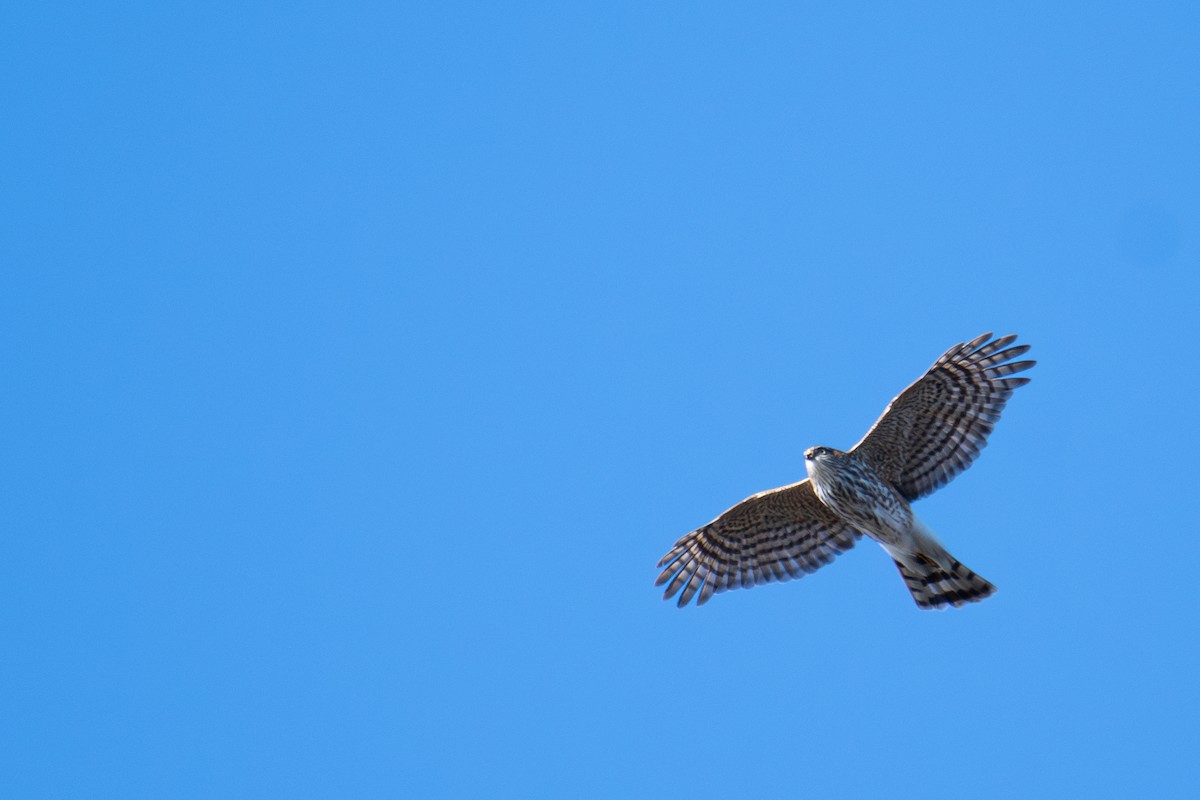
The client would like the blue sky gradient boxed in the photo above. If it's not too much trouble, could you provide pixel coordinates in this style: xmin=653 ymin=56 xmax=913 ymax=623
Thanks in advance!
xmin=3 ymin=2 xmax=1198 ymax=797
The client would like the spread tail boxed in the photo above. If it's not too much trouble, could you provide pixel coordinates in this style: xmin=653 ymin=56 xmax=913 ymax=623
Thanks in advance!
xmin=894 ymin=552 xmax=996 ymax=610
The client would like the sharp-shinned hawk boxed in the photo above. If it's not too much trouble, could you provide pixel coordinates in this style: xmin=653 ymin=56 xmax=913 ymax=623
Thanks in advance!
xmin=655 ymin=333 xmax=1035 ymax=610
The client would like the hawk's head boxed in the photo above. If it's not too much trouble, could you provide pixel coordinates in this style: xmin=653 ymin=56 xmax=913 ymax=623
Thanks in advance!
xmin=804 ymin=446 xmax=841 ymax=462
xmin=804 ymin=446 xmax=846 ymax=480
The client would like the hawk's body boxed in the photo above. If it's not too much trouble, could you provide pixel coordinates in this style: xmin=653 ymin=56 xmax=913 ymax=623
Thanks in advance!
xmin=656 ymin=333 xmax=1034 ymax=610
xmin=805 ymin=447 xmax=995 ymax=608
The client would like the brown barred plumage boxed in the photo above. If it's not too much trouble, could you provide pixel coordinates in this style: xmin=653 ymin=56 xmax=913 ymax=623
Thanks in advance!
xmin=655 ymin=481 xmax=860 ymax=607
xmin=656 ymin=333 xmax=1034 ymax=610
xmin=851 ymin=333 xmax=1034 ymax=501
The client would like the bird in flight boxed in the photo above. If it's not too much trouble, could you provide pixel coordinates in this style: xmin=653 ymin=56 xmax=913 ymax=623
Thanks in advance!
xmin=655 ymin=333 xmax=1034 ymax=610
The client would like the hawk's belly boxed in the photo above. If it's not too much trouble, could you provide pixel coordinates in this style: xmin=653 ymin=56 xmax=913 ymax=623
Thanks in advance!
xmin=809 ymin=462 xmax=913 ymax=546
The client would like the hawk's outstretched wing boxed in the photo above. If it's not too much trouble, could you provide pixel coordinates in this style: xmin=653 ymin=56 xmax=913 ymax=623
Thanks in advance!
xmin=851 ymin=332 xmax=1035 ymax=502
xmin=656 ymin=480 xmax=860 ymax=607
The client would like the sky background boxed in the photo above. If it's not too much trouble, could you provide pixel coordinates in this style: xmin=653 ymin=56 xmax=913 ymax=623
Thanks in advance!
xmin=3 ymin=1 xmax=1199 ymax=797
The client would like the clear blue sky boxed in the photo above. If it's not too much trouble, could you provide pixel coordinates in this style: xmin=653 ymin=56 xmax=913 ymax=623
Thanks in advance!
xmin=3 ymin=2 xmax=1198 ymax=797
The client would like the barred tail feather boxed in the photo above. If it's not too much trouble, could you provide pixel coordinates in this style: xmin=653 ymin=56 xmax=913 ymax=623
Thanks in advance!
xmin=894 ymin=554 xmax=996 ymax=610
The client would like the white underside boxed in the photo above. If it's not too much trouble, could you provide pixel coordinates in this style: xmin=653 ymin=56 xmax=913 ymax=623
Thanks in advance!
xmin=877 ymin=512 xmax=953 ymax=572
